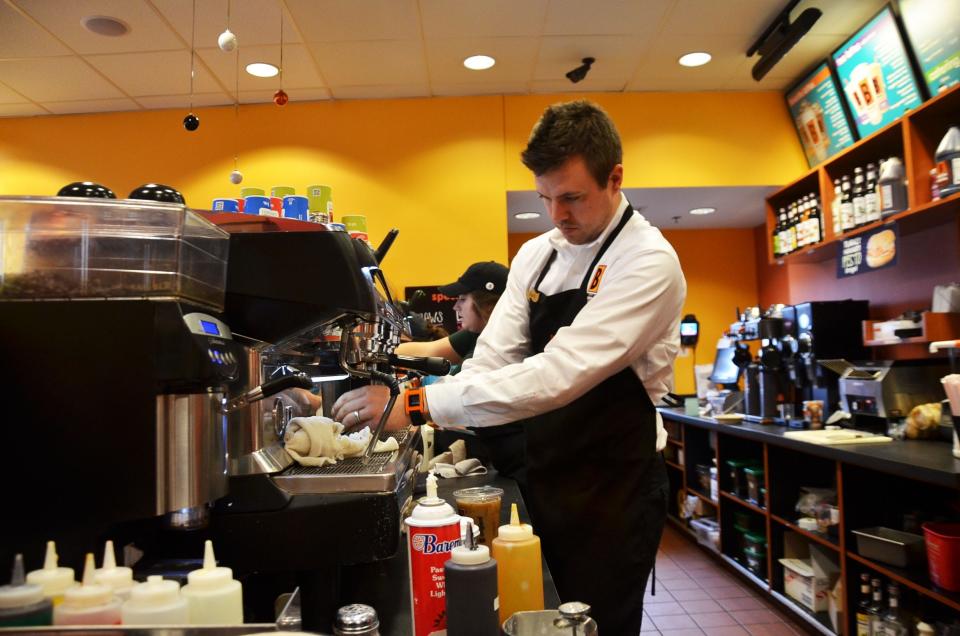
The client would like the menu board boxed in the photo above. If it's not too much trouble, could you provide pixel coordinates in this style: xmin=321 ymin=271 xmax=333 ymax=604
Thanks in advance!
xmin=832 ymin=6 xmax=924 ymax=138
xmin=899 ymin=0 xmax=960 ymax=95
xmin=786 ymin=63 xmax=857 ymax=167
xmin=837 ymin=223 xmax=899 ymax=278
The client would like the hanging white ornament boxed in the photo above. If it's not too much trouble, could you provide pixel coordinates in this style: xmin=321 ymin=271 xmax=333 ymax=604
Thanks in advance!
xmin=218 ymin=29 xmax=237 ymax=52
xmin=229 ymin=169 xmax=243 ymax=184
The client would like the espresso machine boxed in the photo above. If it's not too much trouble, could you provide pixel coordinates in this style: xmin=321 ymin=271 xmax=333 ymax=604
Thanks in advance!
xmin=0 ymin=197 xmax=438 ymax=631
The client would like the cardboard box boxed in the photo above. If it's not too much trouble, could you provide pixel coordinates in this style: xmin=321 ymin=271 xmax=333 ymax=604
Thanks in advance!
xmin=778 ymin=533 xmax=840 ymax=613
xmin=828 ymin=577 xmax=843 ymax=632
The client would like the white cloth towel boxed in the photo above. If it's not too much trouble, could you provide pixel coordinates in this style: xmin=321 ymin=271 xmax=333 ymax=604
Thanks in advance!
xmin=284 ymin=416 xmax=399 ymax=467
xmin=430 ymin=458 xmax=487 ymax=479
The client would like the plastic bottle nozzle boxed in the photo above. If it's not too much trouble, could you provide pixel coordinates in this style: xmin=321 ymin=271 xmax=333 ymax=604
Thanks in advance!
xmin=497 ymin=503 xmax=534 ymax=542
xmin=11 ymin=554 xmax=25 ymax=586
xmin=464 ymin=520 xmax=476 ymax=550
xmin=102 ymin=541 xmax=116 ymax=570
xmin=426 ymin=472 xmax=438 ymax=500
xmin=43 ymin=542 xmax=57 ymax=570
xmin=94 ymin=540 xmax=134 ymax=595
xmin=203 ymin=540 xmax=216 ymax=570
xmin=81 ymin=554 xmax=95 ymax=587
xmin=510 ymin=503 xmax=520 ymax=526
xmin=62 ymin=554 xmax=113 ymax=609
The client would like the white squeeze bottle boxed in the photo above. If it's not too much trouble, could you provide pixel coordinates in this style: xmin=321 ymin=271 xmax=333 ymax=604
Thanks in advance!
xmin=26 ymin=541 xmax=76 ymax=605
xmin=53 ymin=553 xmax=121 ymax=625
xmin=181 ymin=540 xmax=243 ymax=625
xmin=121 ymin=575 xmax=188 ymax=625
xmin=94 ymin=541 xmax=134 ymax=600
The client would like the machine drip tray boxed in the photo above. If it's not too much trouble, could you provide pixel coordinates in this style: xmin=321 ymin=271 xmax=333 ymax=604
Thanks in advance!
xmin=271 ymin=428 xmax=419 ymax=495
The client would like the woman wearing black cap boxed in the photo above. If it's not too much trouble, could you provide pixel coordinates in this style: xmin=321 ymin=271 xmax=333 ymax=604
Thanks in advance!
xmin=397 ymin=261 xmax=526 ymax=481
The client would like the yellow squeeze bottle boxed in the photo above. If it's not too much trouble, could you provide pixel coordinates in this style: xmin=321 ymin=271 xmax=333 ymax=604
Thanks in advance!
xmin=490 ymin=503 xmax=544 ymax=624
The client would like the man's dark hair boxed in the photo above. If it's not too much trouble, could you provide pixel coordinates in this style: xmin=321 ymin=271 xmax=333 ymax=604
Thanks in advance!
xmin=520 ymin=100 xmax=623 ymax=187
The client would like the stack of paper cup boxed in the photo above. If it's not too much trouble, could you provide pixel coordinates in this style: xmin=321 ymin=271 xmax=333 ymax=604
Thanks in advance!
xmin=341 ymin=215 xmax=368 ymax=241
xmin=941 ymin=374 xmax=960 ymax=458
xmin=306 ymin=184 xmax=333 ymax=223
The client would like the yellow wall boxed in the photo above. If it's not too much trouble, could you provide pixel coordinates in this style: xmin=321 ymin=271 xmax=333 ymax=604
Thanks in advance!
xmin=0 ymin=91 xmax=803 ymax=304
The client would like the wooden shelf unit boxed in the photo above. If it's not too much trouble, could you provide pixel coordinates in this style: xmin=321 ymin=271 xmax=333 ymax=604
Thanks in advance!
xmin=862 ymin=311 xmax=960 ymax=347
xmin=766 ymin=84 xmax=960 ymax=265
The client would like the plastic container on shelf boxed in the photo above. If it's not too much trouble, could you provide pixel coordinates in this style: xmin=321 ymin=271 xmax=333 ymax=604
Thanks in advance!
xmin=922 ymin=522 xmax=960 ymax=591
xmin=935 ymin=126 xmax=960 ymax=197
xmin=0 ymin=554 xmax=53 ymax=627
xmin=690 ymin=518 xmax=721 ymax=552
xmin=121 ymin=575 xmax=188 ymax=625
xmin=695 ymin=464 xmax=711 ymax=494
xmin=180 ymin=540 xmax=243 ymax=625
xmin=93 ymin=541 xmax=133 ymax=600
xmin=25 ymin=542 xmax=75 ymax=605
xmin=725 ymin=459 xmax=759 ymax=499
xmin=744 ymin=466 xmax=765 ymax=506
xmin=852 ymin=527 xmax=926 ymax=568
xmin=744 ymin=545 xmax=766 ymax=577
xmin=743 ymin=531 xmax=767 ymax=555
xmin=0 ymin=196 xmax=229 ymax=311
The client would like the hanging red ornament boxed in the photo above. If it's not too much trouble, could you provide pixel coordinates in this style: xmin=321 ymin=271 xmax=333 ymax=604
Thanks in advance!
xmin=273 ymin=89 xmax=288 ymax=106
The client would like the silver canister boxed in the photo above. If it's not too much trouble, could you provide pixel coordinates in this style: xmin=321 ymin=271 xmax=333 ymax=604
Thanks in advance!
xmin=502 ymin=602 xmax=598 ymax=636
xmin=334 ymin=604 xmax=380 ymax=635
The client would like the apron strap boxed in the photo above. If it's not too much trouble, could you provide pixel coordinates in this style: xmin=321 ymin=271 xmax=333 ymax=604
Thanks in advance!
xmin=578 ymin=204 xmax=635 ymax=291
xmin=531 ymin=249 xmax=558 ymax=293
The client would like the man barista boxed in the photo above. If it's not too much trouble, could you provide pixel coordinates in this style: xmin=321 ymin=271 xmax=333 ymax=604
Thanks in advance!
xmin=333 ymin=100 xmax=686 ymax=633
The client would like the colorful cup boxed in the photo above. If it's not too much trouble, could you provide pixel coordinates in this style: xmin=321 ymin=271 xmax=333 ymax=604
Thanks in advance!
xmin=271 ymin=185 xmax=295 ymax=198
xmin=282 ymin=195 xmax=309 ymax=221
xmin=236 ymin=198 xmax=245 ymax=213
xmin=244 ymin=195 xmax=271 ymax=216
xmin=239 ymin=187 xmax=265 ymax=198
xmin=349 ymin=231 xmax=369 ymax=242
xmin=269 ymin=197 xmax=283 ymax=214
xmin=211 ymin=198 xmax=239 ymax=212
xmin=341 ymin=214 xmax=367 ymax=233
xmin=306 ymin=184 xmax=334 ymax=215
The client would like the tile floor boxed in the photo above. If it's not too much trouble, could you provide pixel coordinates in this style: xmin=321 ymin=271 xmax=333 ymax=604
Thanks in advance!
xmin=640 ymin=524 xmax=812 ymax=635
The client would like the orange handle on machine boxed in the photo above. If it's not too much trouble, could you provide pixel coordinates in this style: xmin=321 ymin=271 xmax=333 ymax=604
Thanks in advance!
xmin=930 ymin=340 xmax=960 ymax=353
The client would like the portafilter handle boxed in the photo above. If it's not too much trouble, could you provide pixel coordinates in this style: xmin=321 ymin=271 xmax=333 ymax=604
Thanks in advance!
xmin=224 ymin=373 xmax=313 ymax=413
xmin=388 ymin=354 xmax=451 ymax=376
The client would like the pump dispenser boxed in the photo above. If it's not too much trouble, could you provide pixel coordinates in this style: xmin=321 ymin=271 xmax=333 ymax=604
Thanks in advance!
xmin=405 ymin=472 xmax=462 ymax=636
xmin=181 ymin=540 xmax=243 ymax=625
xmin=122 ymin=575 xmax=189 ymax=625
xmin=491 ymin=503 xmax=544 ymax=624
xmin=94 ymin=541 xmax=134 ymax=600
xmin=444 ymin=520 xmax=499 ymax=636
xmin=53 ymin=553 xmax=121 ymax=625
xmin=26 ymin=541 xmax=76 ymax=605
xmin=0 ymin=554 xmax=53 ymax=627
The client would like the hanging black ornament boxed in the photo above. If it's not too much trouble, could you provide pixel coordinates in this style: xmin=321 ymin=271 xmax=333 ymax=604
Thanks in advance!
xmin=183 ymin=113 xmax=200 ymax=131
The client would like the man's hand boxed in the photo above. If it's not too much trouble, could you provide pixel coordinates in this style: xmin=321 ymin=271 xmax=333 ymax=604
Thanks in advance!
xmin=331 ymin=385 xmax=410 ymax=432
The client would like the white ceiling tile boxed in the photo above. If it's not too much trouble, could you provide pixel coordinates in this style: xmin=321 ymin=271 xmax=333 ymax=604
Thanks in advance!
xmin=85 ymin=50 xmax=223 ymax=96
xmin=625 ymin=33 xmax=749 ymax=90
xmin=660 ymin=0 xmax=783 ymax=37
xmin=13 ymin=0 xmax=184 ymax=54
xmin=0 ymin=2 xmax=71 ymax=57
xmin=0 ymin=103 xmax=48 ymax=117
xmin=431 ymin=82 xmax=529 ymax=96
xmin=530 ymin=78 xmax=627 ymax=93
xmin=426 ymin=37 xmax=539 ymax=84
xmin=0 ymin=82 xmax=29 ymax=104
xmin=542 ymin=0 xmax=672 ymax=36
xmin=330 ymin=84 xmax=430 ymax=100
xmin=288 ymin=88 xmax=332 ymax=102
xmin=308 ymin=40 xmax=427 ymax=87
xmin=236 ymin=89 xmax=282 ymax=104
xmin=0 ymin=57 xmax=124 ymax=101
xmin=136 ymin=92 xmax=234 ymax=110
xmin=42 ymin=98 xmax=139 ymax=115
xmin=805 ymin=0 xmax=888 ymax=37
xmin=533 ymin=35 xmax=651 ymax=81
xmin=419 ymin=0 xmax=549 ymax=38
xmin=151 ymin=0 xmax=303 ymax=48
xmin=285 ymin=0 xmax=421 ymax=42
xmin=198 ymin=44 xmax=326 ymax=93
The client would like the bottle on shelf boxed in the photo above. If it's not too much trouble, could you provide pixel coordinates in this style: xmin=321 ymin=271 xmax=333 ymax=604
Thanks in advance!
xmin=786 ymin=203 xmax=798 ymax=253
xmin=868 ymin=577 xmax=884 ymax=636
xmin=25 ymin=541 xmax=75 ymax=606
xmin=52 ymin=553 xmax=121 ymax=626
xmin=491 ymin=503 xmax=544 ymax=625
xmin=772 ymin=209 xmax=782 ymax=258
xmin=855 ymin=573 xmax=872 ymax=636
xmin=121 ymin=575 xmax=189 ymax=625
xmin=935 ymin=126 xmax=960 ymax=197
xmin=853 ymin=166 xmax=867 ymax=226
xmin=840 ymin=174 xmax=855 ymax=232
xmin=878 ymin=583 xmax=908 ymax=636
xmin=878 ymin=157 xmax=908 ymax=216
xmin=831 ymin=178 xmax=842 ymax=236
xmin=0 ymin=554 xmax=53 ymax=628
xmin=777 ymin=207 xmax=788 ymax=257
xmin=444 ymin=520 xmax=500 ymax=636
xmin=809 ymin=192 xmax=822 ymax=244
xmin=93 ymin=541 xmax=133 ymax=601
xmin=865 ymin=163 xmax=881 ymax=222
xmin=180 ymin=540 xmax=243 ymax=625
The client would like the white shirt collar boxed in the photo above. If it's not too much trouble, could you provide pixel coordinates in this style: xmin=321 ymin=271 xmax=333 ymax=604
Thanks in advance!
xmin=547 ymin=192 xmax=630 ymax=252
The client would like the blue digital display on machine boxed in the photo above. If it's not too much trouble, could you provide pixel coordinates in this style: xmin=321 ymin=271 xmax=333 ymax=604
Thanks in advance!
xmin=200 ymin=320 xmax=220 ymax=336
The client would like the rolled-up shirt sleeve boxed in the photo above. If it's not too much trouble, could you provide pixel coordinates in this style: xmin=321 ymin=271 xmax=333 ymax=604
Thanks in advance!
xmin=425 ymin=242 xmax=685 ymax=428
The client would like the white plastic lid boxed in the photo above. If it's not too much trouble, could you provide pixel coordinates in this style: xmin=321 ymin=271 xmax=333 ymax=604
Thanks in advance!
xmin=451 ymin=543 xmax=491 ymax=565
xmin=63 ymin=554 xmax=114 ymax=609
xmin=25 ymin=541 xmax=76 ymax=597
xmin=0 ymin=554 xmax=45 ymax=609
xmin=936 ymin=126 xmax=960 ymax=159
xmin=94 ymin=540 xmax=134 ymax=593
xmin=497 ymin=503 xmax=535 ymax=542
xmin=127 ymin=575 xmax=180 ymax=606
xmin=186 ymin=541 xmax=236 ymax=591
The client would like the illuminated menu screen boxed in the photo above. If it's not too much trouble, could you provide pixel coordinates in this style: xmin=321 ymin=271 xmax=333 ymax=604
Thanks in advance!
xmin=786 ymin=62 xmax=857 ymax=167
xmin=832 ymin=7 xmax=924 ymax=138
xmin=899 ymin=0 xmax=960 ymax=95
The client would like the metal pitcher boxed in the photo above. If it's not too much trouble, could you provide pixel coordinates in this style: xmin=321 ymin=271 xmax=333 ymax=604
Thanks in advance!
xmin=502 ymin=602 xmax=598 ymax=636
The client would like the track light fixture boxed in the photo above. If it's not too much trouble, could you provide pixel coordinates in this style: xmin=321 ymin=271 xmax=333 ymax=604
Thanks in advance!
xmin=565 ymin=57 xmax=595 ymax=83
xmin=747 ymin=0 xmax=821 ymax=81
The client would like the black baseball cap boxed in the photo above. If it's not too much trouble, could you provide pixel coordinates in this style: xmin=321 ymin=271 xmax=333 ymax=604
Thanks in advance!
xmin=438 ymin=261 xmax=508 ymax=296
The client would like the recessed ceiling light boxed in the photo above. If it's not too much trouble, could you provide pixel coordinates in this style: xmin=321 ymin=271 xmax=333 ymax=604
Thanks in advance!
xmin=81 ymin=15 xmax=130 ymax=37
xmin=678 ymin=52 xmax=712 ymax=67
xmin=246 ymin=62 xmax=279 ymax=78
xmin=514 ymin=212 xmax=540 ymax=220
xmin=464 ymin=55 xmax=496 ymax=71
xmin=689 ymin=207 xmax=716 ymax=215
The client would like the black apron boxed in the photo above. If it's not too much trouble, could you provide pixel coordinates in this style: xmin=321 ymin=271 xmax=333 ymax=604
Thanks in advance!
xmin=521 ymin=205 xmax=669 ymax=635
